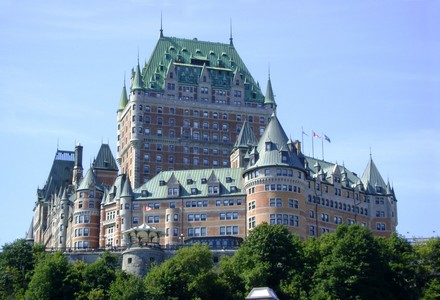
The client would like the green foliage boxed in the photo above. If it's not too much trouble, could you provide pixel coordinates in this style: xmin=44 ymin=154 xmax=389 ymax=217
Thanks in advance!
xmin=109 ymin=271 xmax=146 ymax=300
xmin=309 ymin=225 xmax=392 ymax=299
xmin=67 ymin=252 xmax=119 ymax=300
xmin=25 ymin=251 xmax=71 ymax=300
xmin=144 ymin=244 xmax=224 ymax=300
xmin=0 ymin=239 xmax=45 ymax=299
xmin=219 ymin=223 xmax=303 ymax=299
xmin=377 ymin=233 xmax=420 ymax=299
xmin=2 ymin=228 xmax=439 ymax=300
xmin=414 ymin=238 xmax=440 ymax=299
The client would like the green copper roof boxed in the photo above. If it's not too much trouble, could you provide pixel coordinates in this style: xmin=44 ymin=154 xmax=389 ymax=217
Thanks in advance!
xmin=118 ymin=84 xmax=128 ymax=111
xmin=233 ymin=121 xmax=257 ymax=150
xmin=121 ymin=176 xmax=133 ymax=198
xmin=246 ymin=114 xmax=303 ymax=170
xmin=264 ymin=76 xmax=276 ymax=107
xmin=78 ymin=169 xmax=102 ymax=191
xmin=93 ymin=144 xmax=118 ymax=171
xmin=361 ymin=157 xmax=387 ymax=194
xmin=132 ymin=35 xmax=264 ymax=102
xmin=131 ymin=62 xmax=144 ymax=91
xmin=134 ymin=168 xmax=244 ymax=200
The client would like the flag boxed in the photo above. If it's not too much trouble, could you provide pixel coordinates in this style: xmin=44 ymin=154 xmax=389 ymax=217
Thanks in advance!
xmin=312 ymin=131 xmax=322 ymax=139
xmin=324 ymin=134 xmax=331 ymax=143
xmin=145 ymin=206 xmax=152 ymax=211
xmin=302 ymin=126 xmax=308 ymax=136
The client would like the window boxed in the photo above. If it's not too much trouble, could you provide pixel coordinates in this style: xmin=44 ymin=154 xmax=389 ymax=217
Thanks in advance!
xmin=376 ymin=222 xmax=386 ymax=231
xmin=376 ymin=211 xmax=385 ymax=217
xmin=133 ymin=216 xmax=139 ymax=224
xmin=248 ymin=200 xmax=256 ymax=210
xmin=309 ymin=225 xmax=315 ymax=236
xmin=249 ymin=216 xmax=256 ymax=229
xmin=309 ymin=210 xmax=315 ymax=218
xmin=288 ymin=199 xmax=298 ymax=208
xmin=270 ymin=198 xmax=282 ymax=207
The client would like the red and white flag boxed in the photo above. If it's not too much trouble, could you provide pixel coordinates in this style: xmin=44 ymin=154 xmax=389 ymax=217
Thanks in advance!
xmin=312 ymin=131 xmax=322 ymax=139
xmin=145 ymin=206 xmax=152 ymax=211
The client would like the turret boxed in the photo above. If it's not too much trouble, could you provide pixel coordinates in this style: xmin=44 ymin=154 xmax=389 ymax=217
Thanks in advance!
xmin=73 ymin=144 xmax=83 ymax=186
xmin=263 ymin=74 xmax=277 ymax=112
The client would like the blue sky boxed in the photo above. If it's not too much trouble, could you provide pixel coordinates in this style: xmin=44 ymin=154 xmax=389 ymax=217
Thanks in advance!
xmin=0 ymin=0 xmax=439 ymax=245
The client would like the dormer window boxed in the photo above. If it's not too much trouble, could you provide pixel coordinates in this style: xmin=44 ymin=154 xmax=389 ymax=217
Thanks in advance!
xmin=141 ymin=190 xmax=148 ymax=197
xmin=187 ymin=179 xmax=193 ymax=185
xmin=191 ymin=188 xmax=198 ymax=195
xmin=281 ymin=151 xmax=288 ymax=162
xmin=201 ymin=178 xmax=207 ymax=184
xmin=226 ymin=177 xmax=232 ymax=183
xmin=159 ymin=180 xmax=166 ymax=186
xmin=168 ymin=187 xmax=179 ymax=196
xmin=265 ymin=142 xmax=272 ymax=151
xmin=231 ymin=186 xmax=237 ymax=192
xmin=208 ymin=186 xmax=219 ymax=194
xmin=376 ymin=186 xmax=382 ymax=193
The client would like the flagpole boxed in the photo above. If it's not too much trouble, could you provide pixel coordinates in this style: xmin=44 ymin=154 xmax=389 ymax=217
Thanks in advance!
xmin=301 ymin=126 xmax=304 ymax=153
xmin=312 ymin=131 xmax=314 ymax=158
xmin=322 ymin=138 xmax=324 ymax=160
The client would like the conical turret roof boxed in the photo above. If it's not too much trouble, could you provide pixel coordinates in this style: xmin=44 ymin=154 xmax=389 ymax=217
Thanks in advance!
xmin=264 ymin=75 xmax=277 ymax=108
xmin=118 ymin=83 xmax=128 ymax=111
xmin=77 ymin=169 xmax=102 ymax=191
xmin=131 ymin=62 xmax=144 ymax=91
xmin=233 ymin=121 xmax=257 ymax=150
xmin=361 ymin=157 xmax=387 ymax=194
xmin=247 ymin=114 xmax=303 ymax=170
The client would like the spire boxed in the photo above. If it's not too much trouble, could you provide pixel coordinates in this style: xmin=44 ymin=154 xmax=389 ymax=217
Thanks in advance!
xmin=264 ymin=71 xmax=277 ymax=110
xmin=229 ymin=19 xmax=234 ymax=47
xmin=131 ymin=60 xmax=144 ymax=91
xmin=118 ymin=78 xmax=128 ymax=111
xmin=361 ymin=155 xmax=387 ymax=194
xmin=233 ymin=121 xmax=257 ymax=150
xmin=160 ymin=11 xmax=164 ymax=38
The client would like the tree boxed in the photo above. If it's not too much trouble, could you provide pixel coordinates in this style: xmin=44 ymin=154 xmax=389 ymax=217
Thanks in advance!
xmin=377 ymin=233 xmax=419 ymax=299
xmin=144 ymin=244 xmax=223 ymax=300
xmin=309 ymin=225 xmax=392 ymax=300
xmin=109 ymin=271 xmax=146 ymax=300
xmin=72 ymin=252 xmax=120 ymax=300
xmin=25 ymin=251 xmax=71 ymax=300
xmin=219 ymin=223 xmax=304 ymax=299
xmin=414 ymin=237 xmax=440 ymax=299
xmin=0 ymin=239 xmax=45 ymax=299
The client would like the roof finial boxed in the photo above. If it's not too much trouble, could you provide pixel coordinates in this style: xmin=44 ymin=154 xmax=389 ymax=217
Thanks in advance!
xmin=369 ymin=146 xmax=372 ymax=160
xmin=229 ymin=18 xmax=234 ymax=47
xmin=268 ymin=63 xmax=271 ymax=80
xmin=160 ymin=11 xmax=164 ymax=38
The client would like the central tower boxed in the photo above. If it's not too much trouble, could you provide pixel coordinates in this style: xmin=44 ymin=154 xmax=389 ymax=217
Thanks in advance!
xmin=117 ymin=29 xmax=274 ymax=188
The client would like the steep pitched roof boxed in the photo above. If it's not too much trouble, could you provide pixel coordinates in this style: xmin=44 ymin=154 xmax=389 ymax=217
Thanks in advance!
xmin=233 ymin=121 xmax=257 ymax=150
xmin=77 ymin=169 xmax=102 ymax=191
xmin=25 ymin=218 xmax=34 ymax=242
xmin=93 ymin=144 xmax=118 ymax=171
xmin=247 ymin=114 xmax=303 ymax=170
xmin=134 ymin=168 xmax=244 ymax=200
xmin=264 ymin=76 xmax=277 ymax=108
xmin=131 ymin=61 xmax=144 ymax=91
xmin=38 ymin=150 xmax=75 ymax=201
xmin=361 ymin=157 xmax=387 ymax=194
xmin=118 ymin=83 xmax=128 ymax=112
xmin=133 ymin=35 xmax=264 ymax=102
xmin=121 ymin=176 xmax=133 ymax=198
